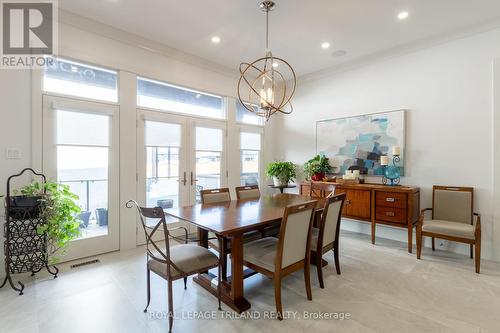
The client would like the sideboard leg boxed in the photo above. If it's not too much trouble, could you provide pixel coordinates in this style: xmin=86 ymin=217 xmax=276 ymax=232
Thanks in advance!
xmin=407 ymin=225 xmax=413 ymax=253
xmin=371 ymin=221 xmax=376 ymax=244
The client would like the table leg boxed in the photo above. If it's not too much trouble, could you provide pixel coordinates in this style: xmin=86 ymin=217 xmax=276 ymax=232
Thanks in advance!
xmin=230 ymin=233 xmax=251 ymax=313
xmin=407 ymin=223 xmax=413 ymax=253
xmin=193 ymin=230 xmax=251 ymax=313
xmin=198 ymin=228 xmax=209 ymax=274
xmin=198 ymin=227 xmax=208 ymax=248
xmin=279 ymin=187 xmax=284 ymax=193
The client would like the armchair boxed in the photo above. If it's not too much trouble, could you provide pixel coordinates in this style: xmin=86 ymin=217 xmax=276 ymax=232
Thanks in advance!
xmin=416 ymin=186 xmax=481 ymax=273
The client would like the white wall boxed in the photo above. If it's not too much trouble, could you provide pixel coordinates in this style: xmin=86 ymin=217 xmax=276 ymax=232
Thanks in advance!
xmin=277 ymin=28 xmax=500 ymax=261
xmin=0 ymin=70 xmax=32 ymax=276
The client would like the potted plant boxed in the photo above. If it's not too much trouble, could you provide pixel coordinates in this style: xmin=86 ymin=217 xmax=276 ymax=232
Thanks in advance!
xmin=266 ymin=161 xmax=296 ymax=187
xmin=17 ymin=181 xmax=82 ymax=263
xmin=304 ymin=154 xmax=333 ymax=181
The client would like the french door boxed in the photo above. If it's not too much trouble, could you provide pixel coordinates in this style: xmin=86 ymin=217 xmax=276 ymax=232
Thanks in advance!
xmin=42 ymin=95 xmax=120 ymax=261
xmin=137 ymin=110 xmax=226 ymax=243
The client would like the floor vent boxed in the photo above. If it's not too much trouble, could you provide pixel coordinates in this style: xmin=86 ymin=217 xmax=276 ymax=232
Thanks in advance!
xmin=70 ymin=259 xmax=100 ymax=269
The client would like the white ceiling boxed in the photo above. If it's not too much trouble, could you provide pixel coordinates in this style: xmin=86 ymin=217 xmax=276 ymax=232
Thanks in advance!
xmin=59 ymin=0 xmax=500 ymax=77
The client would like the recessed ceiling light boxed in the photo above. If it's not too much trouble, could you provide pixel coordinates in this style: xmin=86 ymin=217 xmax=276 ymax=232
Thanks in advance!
xmin=272 ymin=62 xmax=279 ymax=68
xmin=332 ymin=50 xmax=347 ymax=57
xmin=321 ymin=42 xmax=331 ymax=49
xmin=211 ymin=36 xmax=221 ymax=44
xmin=397 ymin=11 xmax=409 ymax=20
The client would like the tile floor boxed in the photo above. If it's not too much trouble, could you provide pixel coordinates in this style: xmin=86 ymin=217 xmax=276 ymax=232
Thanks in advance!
xmin=1 ymin=232 xmax=500 ymax=333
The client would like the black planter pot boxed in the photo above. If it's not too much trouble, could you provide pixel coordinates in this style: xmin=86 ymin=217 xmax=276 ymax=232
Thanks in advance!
xmin=7 ymin=195 xmax=44 ymax=219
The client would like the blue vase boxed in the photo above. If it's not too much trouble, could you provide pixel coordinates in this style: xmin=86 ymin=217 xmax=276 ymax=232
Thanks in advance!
xmin=384 ymin=166 xmax=400 ymax=186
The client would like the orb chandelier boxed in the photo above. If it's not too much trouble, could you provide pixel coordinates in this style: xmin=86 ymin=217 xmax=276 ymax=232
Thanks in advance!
xmin=237 ymin=0 xmax=296 ymax=121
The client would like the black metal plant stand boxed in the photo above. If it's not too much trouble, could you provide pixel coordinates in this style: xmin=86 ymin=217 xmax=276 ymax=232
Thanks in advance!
xmin=0 ymin=168 xmax=58 ymax=295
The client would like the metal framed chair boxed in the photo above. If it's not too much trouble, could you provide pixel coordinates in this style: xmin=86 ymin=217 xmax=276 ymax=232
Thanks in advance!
xmin=242 ymin=201 xmax=317 ymax=320
xmin=235 ymin=185 xmax=261 ymax=200
xmin=310 ymin=193 xmax=346 ymax=288
xmin=126 ymin=200 xmax=222 ymax=333
xmin=416 ymin=186 xmax=482 ymax=273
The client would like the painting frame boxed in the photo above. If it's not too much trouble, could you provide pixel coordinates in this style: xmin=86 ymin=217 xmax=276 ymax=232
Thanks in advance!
xmin=315 ymin=109 xmax=406 ymax=176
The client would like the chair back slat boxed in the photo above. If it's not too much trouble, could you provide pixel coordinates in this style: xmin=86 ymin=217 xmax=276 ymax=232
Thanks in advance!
xmin=319 ymin=193 xmax=346 ymax=248
xmin=126 ymin=200 xmax=171 ymax=266
xmin=433 ymin=186 xmax=473 ymax=224
xmin=235 ymin=185 xmax=261 ymax=200
xmin=200 ymin=188 xmax=231 ymax=204
xmin=277 ymin=201 xmax=317 ymax=269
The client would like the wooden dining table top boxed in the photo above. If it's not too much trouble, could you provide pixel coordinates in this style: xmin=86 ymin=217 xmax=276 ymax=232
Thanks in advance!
xmin=165 ymin=193 xmax=325 ymax=237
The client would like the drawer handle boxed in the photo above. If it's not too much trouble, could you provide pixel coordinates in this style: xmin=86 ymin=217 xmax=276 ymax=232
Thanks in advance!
xmin=385 ymin=197 xmax=395 ymax=202
xmin=385 ymin=211 xmax=395 ymax=217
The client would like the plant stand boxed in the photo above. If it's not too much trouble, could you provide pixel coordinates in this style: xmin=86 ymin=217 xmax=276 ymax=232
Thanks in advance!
xmin=0 ymin=168 xmax=58 ymax=295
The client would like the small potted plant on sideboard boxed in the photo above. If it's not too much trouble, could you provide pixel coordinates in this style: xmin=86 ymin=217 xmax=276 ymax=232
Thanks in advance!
xmin=266 ymin=161 xmax=297 ymax=187
xmin=304 ymin=154 xmax=333 ymax=181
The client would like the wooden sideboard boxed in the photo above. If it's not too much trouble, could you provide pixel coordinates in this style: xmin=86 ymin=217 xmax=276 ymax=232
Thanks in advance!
xmin=300 ymin=181 xmax=420 ymax=253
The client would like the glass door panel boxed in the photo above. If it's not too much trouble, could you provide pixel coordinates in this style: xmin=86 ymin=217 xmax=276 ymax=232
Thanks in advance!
xmin=194 ymin=127 xmax=223 ymax=203
xmin=57 ymin=145 xmax=109 ymax=239
xmin=145 ymin=121 xmax=182 ymax=209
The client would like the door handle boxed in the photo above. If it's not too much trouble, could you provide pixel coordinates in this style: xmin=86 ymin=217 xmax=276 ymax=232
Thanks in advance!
xmin=190 ymin=172 xmax=199 ymax=186
xmin=177 ymin=172 xmax=187 ymax=186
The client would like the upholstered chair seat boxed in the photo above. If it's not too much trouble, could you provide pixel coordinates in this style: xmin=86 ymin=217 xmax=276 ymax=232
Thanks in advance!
xmin=148 ymin=244 xmax=219 ymax=279
xmin=243 ymin=237 xmax=279 ymax=272
xmin=421 ymin=220 xmax=476 ymax=240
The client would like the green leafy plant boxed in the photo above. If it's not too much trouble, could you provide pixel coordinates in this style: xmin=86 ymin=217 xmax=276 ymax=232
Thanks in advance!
xmin=266 ymin=161 xmax=296 ymax=185
xmin=303 ymin=154 xmax=333 ymax=180
xmin=17 ymin=181 xmax=81 ymax=263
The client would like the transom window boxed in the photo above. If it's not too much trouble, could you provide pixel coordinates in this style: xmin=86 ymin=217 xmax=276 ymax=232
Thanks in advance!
xmin=137 ymin=77 xmax=224 ymax=119
xmin=236 ymin=100 xmax=264 ymax=126
xmin=43 ymin=57 xmax=118 ymax=103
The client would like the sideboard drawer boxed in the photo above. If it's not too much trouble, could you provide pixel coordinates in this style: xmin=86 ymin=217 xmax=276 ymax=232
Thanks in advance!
xmin=375 ymin=206 xmax=406 ymax=224
xmin=376 ymin=191 xmax=407 ymax=209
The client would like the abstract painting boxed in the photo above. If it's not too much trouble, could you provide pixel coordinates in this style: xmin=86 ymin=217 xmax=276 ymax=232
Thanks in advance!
xmin=316 ymin=110 xmax=406 ymax=176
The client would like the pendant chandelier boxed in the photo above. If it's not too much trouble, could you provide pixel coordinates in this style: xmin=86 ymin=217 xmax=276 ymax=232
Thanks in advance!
xmin=237 ymin=0 xmax=296 ymax=121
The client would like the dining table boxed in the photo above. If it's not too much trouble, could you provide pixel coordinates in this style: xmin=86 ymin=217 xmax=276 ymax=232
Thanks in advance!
xmin=165 ymin=193 xmax=326 ymax=313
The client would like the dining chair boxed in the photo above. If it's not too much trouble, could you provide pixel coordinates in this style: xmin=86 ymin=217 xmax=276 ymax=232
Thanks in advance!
xmin=242 ymin=200 xmax=317 ymax=320
xmin=201 ymin=188 xmax=262 ymax=280
xmin=309 ymin=181 xmax=336 ymax=198
xmin=235 ymin=185 xmax=261 ymax=200
xmin=310 ymin=193 xmax=346 ymax=288
xmin=126 ymin=200 xmax=222 ymax=333
xmin=234 ymin=185 xmax=280 ymax=237
xmin=416 ymin=186 xmax=482 ymax=273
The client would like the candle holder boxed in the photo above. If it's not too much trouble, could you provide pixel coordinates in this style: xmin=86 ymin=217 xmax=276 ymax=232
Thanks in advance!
xmin=382 ymin=155 xmax=401 ymax=186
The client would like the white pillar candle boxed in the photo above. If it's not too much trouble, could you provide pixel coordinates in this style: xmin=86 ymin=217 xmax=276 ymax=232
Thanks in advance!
xmin=392 ymin=146 xmax=401 ymax=156
xmin=380 ymin=156 xmax=389 ymax=166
